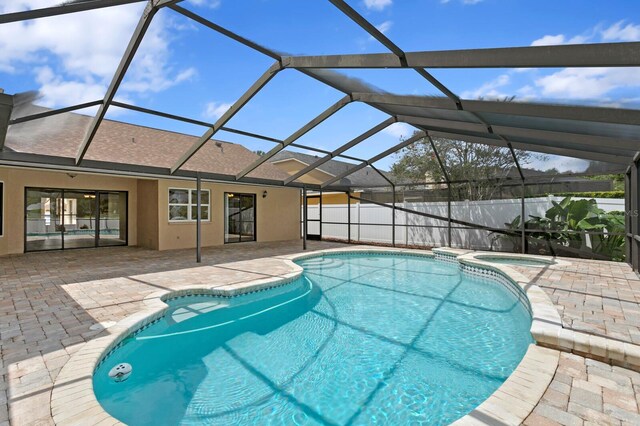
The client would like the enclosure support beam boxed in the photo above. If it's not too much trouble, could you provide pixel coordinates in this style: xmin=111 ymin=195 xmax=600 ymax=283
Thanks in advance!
xmin=428 ymin=130 xmax=632 ymax=165
xmin=282 ymin=42 xmax=640 ymax=69
xmin=196 ymin=171 xmax=202 ymax=263
xmin=426 ymin=134 xmax=451 ymax=184
xmin=9 ymin=100 xmax=103 ymax=125
xmin=328 ymin=0 xmax=460 ymax=106
xmin=625 ymin=168 xmax=632 ymax=266
xmin=521 ymin=181 xmax=526 ymax=254
xmin=0 ymin=0 xmax=147 ymax=24
xmin=321 ymin=131 xmax=426 ymax=188
xmin=447 ymin=185 xmax=452 ymax=248
xmin=353 ymin=92 xmax=640 ymax=126
xmin=75 ymin=0 xmax=181 ymax=165
xmin=303 ymin=186 xmax=308 ymax=250
xmin=632 ymin=157 xmax=640 ymax=270
xmin=347 ymin=192 xmax=352 ymax=243
xmin=392 ymin=184 xmax=396 ymax=247
xmin=171 ymin=61 xmax=283 ymax=174
xmin=319 ymin=188 xmax=323 ymax=241
xmin=237 ymin=95 xmax=353 ymax=180
xmin=285 ymin=117 xmax=397 ymax=185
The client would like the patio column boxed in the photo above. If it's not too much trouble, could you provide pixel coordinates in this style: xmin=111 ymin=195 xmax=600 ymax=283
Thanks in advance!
xmin=392 ymin=185 xmax=396 ymax=247
xmin=521 ymin=181 xmax=526 ymax=254
xmin=303 ymin=186 xmax=307 ymax=250
xmin=347 ymin=192 xmax=351 ymax=243
xmin=625 ymin=167 xmax=632 ymax=266
xmin=632 ymin=157 xmax=640 ymax=271
xmin=196 ymin=172 xmax=202 ymax=263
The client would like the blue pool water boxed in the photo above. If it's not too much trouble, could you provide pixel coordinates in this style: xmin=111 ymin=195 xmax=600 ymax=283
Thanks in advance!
xmin=93 ymin=253 xmax=533 ymax=425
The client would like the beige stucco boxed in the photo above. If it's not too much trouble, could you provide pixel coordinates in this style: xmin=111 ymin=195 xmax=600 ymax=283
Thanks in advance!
xmin=0 ymin=166 xmax=139 ymax=256
xmin=0 ymin=166 xmax=301 ymax=255
xmin=155 ymin=179 xmax=301 ymax=250
xmin=271 ymin=158 xmax=333 ymax=185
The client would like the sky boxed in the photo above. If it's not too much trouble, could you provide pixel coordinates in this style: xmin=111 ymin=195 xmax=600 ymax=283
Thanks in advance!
xmin=0 ymin=0 xmax=639 ymax=174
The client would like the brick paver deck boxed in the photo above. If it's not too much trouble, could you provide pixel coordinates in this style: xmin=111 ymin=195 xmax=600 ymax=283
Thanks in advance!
xmin=2 ymin=243 xmax=640 ymax=425
xmin=509 ymin=260 xmax=640 ymax=344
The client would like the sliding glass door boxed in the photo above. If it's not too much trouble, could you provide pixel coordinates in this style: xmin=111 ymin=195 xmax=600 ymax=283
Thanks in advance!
xmin=25 ymin=188 xmax=128 ymax=252
xmin=225 ymin=193 xmax=256 ymax=243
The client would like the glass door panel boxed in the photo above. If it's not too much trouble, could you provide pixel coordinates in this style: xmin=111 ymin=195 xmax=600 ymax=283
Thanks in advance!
xmin=25 ymin=188 xmax=128 ymax=252
xmin=225 ymin=194 xmax=241 ymax=243
xmin=98 ymin=192 xmax=127 ymax=247
xmin=240 ymin=195 xmax=256 ymax=242
xmin=62 ymin=191 xmax=97 ymax=249
xmin=225 ymin=193 xmax=255 ymax=243
xmin=25 ymin=189 xmax=63 ymax=251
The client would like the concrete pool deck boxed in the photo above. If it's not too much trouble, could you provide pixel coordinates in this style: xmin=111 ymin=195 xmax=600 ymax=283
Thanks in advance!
xmin=2 ymin=241 xmax=640 ymax=424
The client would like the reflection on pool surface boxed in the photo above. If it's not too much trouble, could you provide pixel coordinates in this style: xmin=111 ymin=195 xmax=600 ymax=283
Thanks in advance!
xmin=93 ymin=253 xmax=533 ymax=425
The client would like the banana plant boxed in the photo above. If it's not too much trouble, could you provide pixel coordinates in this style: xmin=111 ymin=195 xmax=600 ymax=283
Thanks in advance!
xmin=494 ymin=197 xmax=625 ymax=260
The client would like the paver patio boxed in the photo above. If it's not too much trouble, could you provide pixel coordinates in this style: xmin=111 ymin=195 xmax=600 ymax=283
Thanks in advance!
xmin=2 ymin=241 xmax=640 ymax=425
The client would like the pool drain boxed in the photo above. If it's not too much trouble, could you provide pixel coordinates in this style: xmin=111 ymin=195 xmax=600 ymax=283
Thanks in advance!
xmin=108 ymin=363 xmax=132 ymax=382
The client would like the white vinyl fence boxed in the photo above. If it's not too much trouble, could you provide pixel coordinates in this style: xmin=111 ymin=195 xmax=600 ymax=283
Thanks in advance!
xmin=310 ymin=196 xmax=624 ymax=250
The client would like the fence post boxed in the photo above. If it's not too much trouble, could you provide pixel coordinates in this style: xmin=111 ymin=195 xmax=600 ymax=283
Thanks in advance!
xmin=392 ymin=185 xmax=396 ymax=247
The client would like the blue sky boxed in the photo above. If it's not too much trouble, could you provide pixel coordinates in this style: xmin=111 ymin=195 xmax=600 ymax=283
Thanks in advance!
xmin=1 ymin=0 xmax=639 ymax=173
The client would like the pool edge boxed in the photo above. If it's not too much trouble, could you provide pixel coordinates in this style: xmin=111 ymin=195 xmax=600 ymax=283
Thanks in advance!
xmin=48 ymin=246 xmax=589 ymax=425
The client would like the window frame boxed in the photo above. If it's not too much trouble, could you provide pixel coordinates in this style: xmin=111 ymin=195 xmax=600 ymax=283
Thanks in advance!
xmin=168 ymin=187 xmax=211 ymax=223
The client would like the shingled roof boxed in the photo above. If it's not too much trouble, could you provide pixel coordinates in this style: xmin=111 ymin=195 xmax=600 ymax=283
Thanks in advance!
xmin=5 ymin=107 xmax=289 ymax=181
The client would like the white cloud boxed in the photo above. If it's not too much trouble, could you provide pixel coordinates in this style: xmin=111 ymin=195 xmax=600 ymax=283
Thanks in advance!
xmin=535 ymin=67 xmax=640 ymax=100
xmin=461 ymin=74 xmax=511 ymax=100
xmin=601 ymin=21 xmax=640 ymax=42
xmin=187 ymin=0 xmax=222 ymax=9
xmin=375 ymin=21 xmax=393 ymax=35
xmin=0 ymin=1 xmax=197 ymax=107
xmin=531 ymin=34 xmax=566 ymax=46
xmin=203 ymin=101 xmax=232 ymax=120
xmin=530 ymin=34 xmax=590 ymax=46
xmin=364 ymin=0 xmax=392 ymax=11
xmin=383 ymin=122 xmax=414 ymax=139
xmin=441 ymin=0 xmax=484 ymax=4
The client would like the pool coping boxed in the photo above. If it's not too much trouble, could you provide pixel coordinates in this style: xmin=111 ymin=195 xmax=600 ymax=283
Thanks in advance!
xmin=49 ymin=246 xmax=570 ymax=425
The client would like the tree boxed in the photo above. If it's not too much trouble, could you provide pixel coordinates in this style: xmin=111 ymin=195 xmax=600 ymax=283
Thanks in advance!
xmin=390 ymin=134 xmax=538 ymax=200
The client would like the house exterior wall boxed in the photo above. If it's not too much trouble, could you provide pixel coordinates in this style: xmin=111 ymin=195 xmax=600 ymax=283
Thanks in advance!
xmin=271 ymin=159 xmax=333 ymax=185
xmin=0 ymin=166 xmax=138 ymax=256
xmin=136 ymin=179 xmax=159 ymax=250
xmin=154 ymin=179 xmax=301 ymax=251
xmin=0 ymin=167 xmax=301 ymax=256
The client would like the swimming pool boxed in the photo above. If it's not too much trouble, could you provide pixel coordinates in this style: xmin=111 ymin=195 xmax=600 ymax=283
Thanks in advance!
xmin=93 ymin=253 xmax=533 ymax=425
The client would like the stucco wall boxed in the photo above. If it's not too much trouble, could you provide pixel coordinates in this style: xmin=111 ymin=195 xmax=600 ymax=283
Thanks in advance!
xmin=155 ymin=179 xmax=301 ymax=251
xmin=0 ymin=166 xmax=138 ymax=256
xmin=136 ymin=179 xmax=159 ymax=250
xmin=0 ymin=167 xmax=301 ymax=255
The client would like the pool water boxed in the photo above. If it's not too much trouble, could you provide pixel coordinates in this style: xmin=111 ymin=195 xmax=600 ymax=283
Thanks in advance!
xmin=93 ymin=253 xmax=533 ymax=425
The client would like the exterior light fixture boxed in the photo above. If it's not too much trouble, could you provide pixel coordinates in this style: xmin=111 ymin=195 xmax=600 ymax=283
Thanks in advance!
xmin=263 ymin=190 xmax=268 ymax=198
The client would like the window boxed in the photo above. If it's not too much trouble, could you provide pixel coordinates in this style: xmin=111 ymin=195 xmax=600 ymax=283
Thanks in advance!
xmin=169 ymin=188 xmax=210 ymax=222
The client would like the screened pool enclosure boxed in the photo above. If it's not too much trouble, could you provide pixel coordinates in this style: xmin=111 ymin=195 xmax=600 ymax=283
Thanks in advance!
xmin=0 ymin=1 xmax=639 ymax=267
